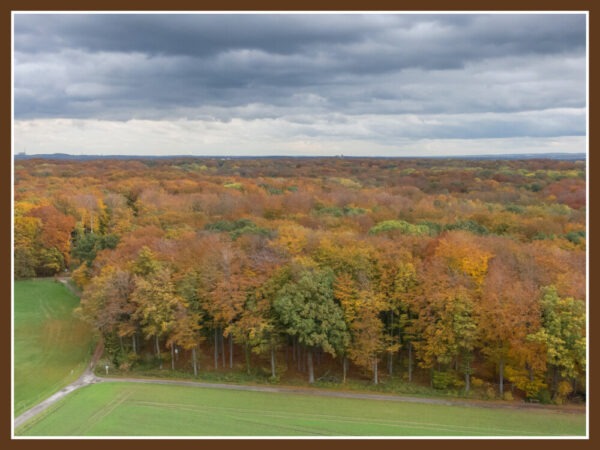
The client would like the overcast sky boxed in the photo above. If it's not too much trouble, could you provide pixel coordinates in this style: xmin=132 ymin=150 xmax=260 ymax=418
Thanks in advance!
xmin=13 ymin=13 xmax=587 ymax=157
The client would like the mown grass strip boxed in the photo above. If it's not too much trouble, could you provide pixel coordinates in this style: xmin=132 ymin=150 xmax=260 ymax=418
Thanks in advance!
xmin=16 ymin=382 xmax=586 ymax=437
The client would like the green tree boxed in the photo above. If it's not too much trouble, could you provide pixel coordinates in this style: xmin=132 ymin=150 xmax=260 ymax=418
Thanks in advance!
xmin=274 ymin=265 xmax=348 ymax=383
xmin=529 ymin=286 xmax=586 ymax=401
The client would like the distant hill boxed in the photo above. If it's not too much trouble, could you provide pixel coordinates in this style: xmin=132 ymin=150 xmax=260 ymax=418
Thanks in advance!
xmin=13 ymin=152 xmax=586 ymax=161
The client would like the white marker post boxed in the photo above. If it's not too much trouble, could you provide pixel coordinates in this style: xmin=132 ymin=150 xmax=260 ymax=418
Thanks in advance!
xmin=105 ymin=364 xmax=109 ymax=375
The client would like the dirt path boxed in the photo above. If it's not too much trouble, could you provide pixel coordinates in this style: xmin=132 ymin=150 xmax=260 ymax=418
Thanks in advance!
xmin=95 ymin=377 xmax=585 ymax=413
xmin=15 ymin=360 xmax=584 ymax=431
xmin=56 ymin=276 xmax=81 ymax=297
xmin=99 ymin=377 xmax=464 ymax=405
xmin=14 ymin=340 xmax=104 ymax=430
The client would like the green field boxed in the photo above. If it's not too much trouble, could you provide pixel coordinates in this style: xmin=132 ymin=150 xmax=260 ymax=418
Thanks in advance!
xmin=16 ymin=381 xmax=586 ymax=437
xmin=14 ymin=279 xmax=95 ymax=416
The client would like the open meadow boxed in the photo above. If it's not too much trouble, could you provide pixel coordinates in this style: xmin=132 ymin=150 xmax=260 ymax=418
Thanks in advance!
xmin=14 ymin=279 xmax=95 ymax=416
xmin=15 ymin=381 xmax=586 ymax=437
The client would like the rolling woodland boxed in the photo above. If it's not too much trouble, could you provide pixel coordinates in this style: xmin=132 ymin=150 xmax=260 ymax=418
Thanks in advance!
xmin=14 ymin=157 xmax=586 ymax=404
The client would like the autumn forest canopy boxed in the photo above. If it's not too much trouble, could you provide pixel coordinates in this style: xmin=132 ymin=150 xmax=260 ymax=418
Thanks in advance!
xmin=13 ymin=156 xmax=586 ymax=404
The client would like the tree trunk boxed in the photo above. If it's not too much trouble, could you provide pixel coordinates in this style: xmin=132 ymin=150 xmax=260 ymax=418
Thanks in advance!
xmin=285 ymin=339 xmax=289 ymax=364
xmin=229 ymin=334 xmax=233 ymax=369
xmin=464 ymin=360 xmax=470 ymax=393
xmin=271 ymin=346 xmax=276 ymax=378
xmin=132 ymin=333 xmax=137 ymax=354
xmin=342 ymin=356 xmax=348 ymax=384
xmin=221 ymin=332 xmax=225 ymax=368
xmin=499 ymin=357 xmax=505 ymax=397
xmin=408 ymin=341 xmax=413 ymax=382
xmin=245 ymin=343 xmax=251 ymax=375
xmin=171 ymin=345 xmax=175 ymax=371
xmin=307 ymin=348 xmax=314 ymax=384
xmin=388 ymin=310 xmax=394 ymax=376
xmin=155 ymin=335 xmax=162 ymax=369
xmin=214 ymin=328 xmax=218 ymax=369
xmin=373 ymin=358 xmax=378 ymax=385
xmin=192 ymin=346 xmax=198 ymax=377
xmin=119 ymin=336 xmax=124 ymax=353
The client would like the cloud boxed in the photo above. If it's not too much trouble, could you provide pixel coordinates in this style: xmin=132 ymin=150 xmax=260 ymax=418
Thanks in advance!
xmin=12 ymin=13 xmax=587 ymax=155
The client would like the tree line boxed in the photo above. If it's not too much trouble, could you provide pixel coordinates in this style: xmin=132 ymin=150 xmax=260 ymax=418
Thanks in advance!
xmin=14 ymin=157 xmax=586 ymax=403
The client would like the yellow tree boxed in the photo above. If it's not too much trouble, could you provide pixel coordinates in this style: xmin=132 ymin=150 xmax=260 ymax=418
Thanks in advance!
xmin=480 ymin=237 xmax=543 ymax=398
xmin=413 ymin=232 xmax=491 ymax=392
xmin=335 ymin=272 xmax=385 ymax=384
xmin=201 ymin=238 xmax=256 ymax=369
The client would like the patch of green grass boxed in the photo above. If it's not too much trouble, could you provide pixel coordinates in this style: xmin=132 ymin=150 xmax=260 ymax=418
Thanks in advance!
xmin=223 ymin=182 xmax=243 ymax=190
xmin=14 ymin=279 xmax=95 ymax=416
xmin=16 ymin=382 xmax=585 ymax=437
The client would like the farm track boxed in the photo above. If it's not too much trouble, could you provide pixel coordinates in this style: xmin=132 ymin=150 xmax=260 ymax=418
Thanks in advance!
xmin=14 ymin=339 xmax=104 ymax=430
xmin=15 ymin=347 xmax=584 ymax=432
xmin=90 ymin=377 xmax=586 ymax=413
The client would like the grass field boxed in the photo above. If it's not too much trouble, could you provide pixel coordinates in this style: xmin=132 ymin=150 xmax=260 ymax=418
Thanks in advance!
xmin=16 ymin=381 xmax=586 ymax=437
xmin=14 ymin=279 xmax=95 ymax=416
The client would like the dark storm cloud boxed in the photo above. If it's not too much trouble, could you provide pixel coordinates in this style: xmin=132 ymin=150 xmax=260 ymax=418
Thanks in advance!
xmin=13 ymin=13 xmax=586 ymax=141
xmin=14 ymin=14 xmax=585 ymax=61
xmin=15 ymin=14 xmax=378 ymax=57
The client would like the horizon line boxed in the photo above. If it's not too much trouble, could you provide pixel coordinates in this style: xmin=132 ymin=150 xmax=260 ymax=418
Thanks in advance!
xmin=13 ymin=152 xmax=587 ymax=160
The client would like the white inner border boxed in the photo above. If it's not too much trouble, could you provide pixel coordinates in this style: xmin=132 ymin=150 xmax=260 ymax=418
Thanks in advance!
xmin=11 ymin=10 xmax=590 ymax=440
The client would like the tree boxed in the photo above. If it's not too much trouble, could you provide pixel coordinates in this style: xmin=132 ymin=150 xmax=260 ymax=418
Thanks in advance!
xmin=167 ymin=306 xmax=203 ymax=376
xmin=392 ymin=261 xmax=419 ymax=381
xmin=274 ymin=265 xmax=348 ymax=383
xmin=76 ymin=265 xmax=137 ymax=365
xmin=413 ymin=232 xmax=489 ymax=392
xmin=200 ymin=239 xmax=255 ymax=369
xmin=230 ymin=252 xmax=286 ymax=377
xmin=29 ymin=204 xmax=76 ymax=270
xmin=335 ymin=273 xmax=384 ymax=384
xmin=132 ymin=266 xmax=182 ymax=368
xmin=528 ymin=286 xmax=586 ymax=401
xmin=373 ymin=238 xmax=419 ymax=380
xmin=480 ymin=238 xmax=541 ymax=397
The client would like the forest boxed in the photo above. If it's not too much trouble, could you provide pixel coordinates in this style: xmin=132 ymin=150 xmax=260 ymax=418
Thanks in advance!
xmin=13 ymin=156 xmax=586 ymax=404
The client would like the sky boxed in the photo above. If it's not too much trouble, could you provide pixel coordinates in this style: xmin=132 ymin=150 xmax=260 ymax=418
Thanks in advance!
xmin=13 ymin=13 xmax=587 ymax=157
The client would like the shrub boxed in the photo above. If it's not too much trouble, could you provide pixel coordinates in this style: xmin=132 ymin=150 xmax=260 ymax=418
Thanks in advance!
xmin=554 ymin=380 xmax=574 ymax=405
xmin=484 ymin=386 xmax=497 ymax=400
xmin=470 ymin=377 xmax=484 ymax=388
xmin=223 ymin=182 xmax=243 ymax=190
xmin=432 ymin=371 xmax=455 ymax=390
xmin=536 ymin=389 xmax=553 ymax=404
xmin=445 ymin=220 xmax=489 ymax=235
xmin=369 ymin=220 xmax=430 ymax=236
